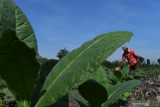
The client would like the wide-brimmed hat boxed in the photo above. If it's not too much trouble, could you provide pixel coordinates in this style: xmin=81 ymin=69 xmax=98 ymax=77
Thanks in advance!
xmin=122 ymin=46 xmax=128 ymax=50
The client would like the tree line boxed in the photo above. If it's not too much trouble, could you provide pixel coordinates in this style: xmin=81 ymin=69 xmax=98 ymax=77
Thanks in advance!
xmin=38 ymin=48 xmax=160 ymax=69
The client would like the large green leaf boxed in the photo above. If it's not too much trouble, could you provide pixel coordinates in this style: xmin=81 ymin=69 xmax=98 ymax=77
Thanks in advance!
xmin=31 ymin=59 xmax=58 ymax=107
xmin=121 ymin=66 xmax=130 ymax=78
xmin=0 ymin=30 xmax=40 ymax=107
xmin=105 ymin=68 xmax=117 ymax=84
xmin=91 ymin=66 xmax=109 ymax=88
xmin=114 ymin=70 xmax=122 ymax=83
xmin=102 ymin=80 xmax=141 ymax=107
xmin=78 ymin=79 xmax=108 ymax=107
xmin=36 ymin=31 xmax=133 ymax=107
xmin=0 ymin=0 xmax=38 ymax=54
xmin=68 ymin=90 xmax=88 ymax=107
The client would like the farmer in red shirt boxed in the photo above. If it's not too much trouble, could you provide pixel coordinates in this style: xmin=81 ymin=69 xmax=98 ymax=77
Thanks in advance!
xmin=116 ymin=46 xmax=140 ymax=74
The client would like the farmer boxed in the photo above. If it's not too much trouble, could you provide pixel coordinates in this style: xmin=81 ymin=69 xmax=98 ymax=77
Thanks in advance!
xmin=116 ymin=46 xmax=140 ymax=74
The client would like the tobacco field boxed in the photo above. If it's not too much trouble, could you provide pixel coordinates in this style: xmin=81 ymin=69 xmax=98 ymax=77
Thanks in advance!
xmin=0 ymin=0 xmax=160 ymax=107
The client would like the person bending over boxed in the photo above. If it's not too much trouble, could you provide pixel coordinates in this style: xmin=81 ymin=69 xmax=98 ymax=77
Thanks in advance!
xmin=116 ymin=46 xmax=140 ymax=74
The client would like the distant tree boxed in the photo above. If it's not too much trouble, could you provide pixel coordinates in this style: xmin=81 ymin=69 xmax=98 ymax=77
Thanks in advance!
xmin=158 ymin=58 xmax=160 ymax=65
xmin=139 ymin=56 xmax=145 ymax=64
xmin=38 ymin=55 xmax=49 ymax=64
xmin=112 ymin=60 xmax=122 ymax=68
xmin=147 ymin=59 xmax=150 ymax=65
xmin=57 ymin=48 xmax=69 ymax=60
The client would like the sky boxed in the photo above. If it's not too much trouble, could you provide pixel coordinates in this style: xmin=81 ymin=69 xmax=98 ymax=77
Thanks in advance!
xmin=13 ymin=0 xmax=160 ymax=63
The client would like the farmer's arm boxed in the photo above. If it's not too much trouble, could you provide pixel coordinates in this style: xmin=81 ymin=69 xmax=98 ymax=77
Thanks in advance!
xmin=116 ymin=54 xmax=125 ymax=70
xmin=119 ymin=60 xmax=125 ymax=68
xmin=119 ymin=54 xmax=126 ymax=68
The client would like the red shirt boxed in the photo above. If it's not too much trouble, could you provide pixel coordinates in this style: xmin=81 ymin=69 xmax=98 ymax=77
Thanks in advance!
xmin=122 ymin=49 xmax=138 ymax=66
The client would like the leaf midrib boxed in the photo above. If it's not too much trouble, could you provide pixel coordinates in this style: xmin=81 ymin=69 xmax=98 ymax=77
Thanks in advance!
xmin=107 ymin=83 xmax=128 ymax=100
xmin=13 ymin=3 xmax=29 ymax=106
xmin=107 ymin=81 xmax=137 ymax=104
xmin=37 ymin=35 xmax=106 ymax=105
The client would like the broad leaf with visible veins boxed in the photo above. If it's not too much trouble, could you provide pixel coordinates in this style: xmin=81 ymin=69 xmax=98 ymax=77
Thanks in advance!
xmin=0 ymin=30 xmax=40 ymax=107
xmin=0 ymin=0 xmax=38 ymax=54
xmin=102 ymin=80 xmax=141 ymax=107
xmin=36 ymin=31 xmax=133 ymax=107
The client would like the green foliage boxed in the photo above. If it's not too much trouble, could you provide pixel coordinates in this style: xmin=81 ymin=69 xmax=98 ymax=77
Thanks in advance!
xmin=120 ymin=66 xmax=130 ymax=77
xmin=0 ymin=30 xmax=40 ymax=107
xmin=76 ymin=78 xmax=141 ymax=107
xmin=0 ymin=77 xmax=6 ymax=88
xmin=123 ymin=92 xmax=131 ymax=98
xmin=154 ymin=68 xmax=160 ymax=75
xmin=68 ymin=90 xmax=88 ymax=107
xmin=0 ymin=0 xmax=38 ymax=55
xmin=78 ymin=79 xmax=108 ymax=107
xmin=139 ymin=56 xmax=145 ymax=64
xmin=0 ymin=87 xmax=15 ymax=106
xmin=158 ymin=58 xmax=160 ymax=65
xmin=120 ymin=67 xmax=144 ymax=81
xmin=110 ymin=60 xmax=122 ymax=68
xmin=113 ymin=71 xmax=123 ymax=83
xmin=0 ymin=29 xmax=133 ymax=107
xmin=102 ymin=80 xmax=141 ymax=107
xmin=107 ymin=66 xmax=144 ymax=86
xmin=0 ymin=0 xmax=134 ymax=107
xmin=91 ymin=66 xmax=109 ymax=88
xmin=73 ymin=67 xmax=143 ymax=107
xmin=101 ymin=60 xmax=112 ymax=68
xmin=38 ymin=56 xmax=49 ymax=64
xmin=107 ymin=67 xmax=129 ymax=84
xmin=147 ymin=59 xmax=150 ymax=65
xmin=105 ymin=68 xmax=118 ymax=85
xmin=35 ymin=31 xmax=133 ymax=106
xmin=31 ymin=59 xmax=58 ymax=107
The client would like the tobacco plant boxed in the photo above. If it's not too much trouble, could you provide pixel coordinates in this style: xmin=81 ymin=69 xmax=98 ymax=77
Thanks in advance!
xmin=0 ymin=0 xmax=141 ymax=107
